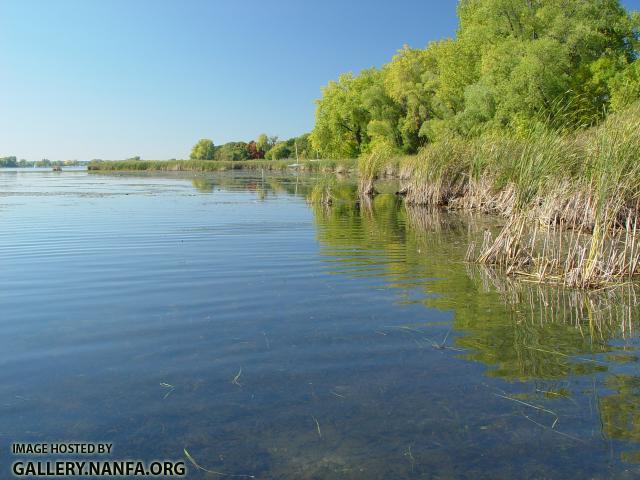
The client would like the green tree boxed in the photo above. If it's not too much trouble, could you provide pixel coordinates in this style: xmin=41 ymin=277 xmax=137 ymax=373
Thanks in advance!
xmin=310 ymin=69 xmax=381 ymax=158
xmin=216 ymin=142 xmax=250 ymax=161
xmin=453 ymin=0 xmax=639 ymax=131
xmin=383 ymin=45 xmax=440 ymax=149
xmin=0 ymin=156 xmax=18 ymax=167
xmin=609 ymin=60 xmax=640 ymax=112
xmin=256 ymin=134 xmax=278 ymax=156
xmin=190 ymin=139 xmax=215 ymax=160
xmin=266 ymin=141 xmax=291 ymax=160
xmin=293 ymin=133 xmax=314 ymax=159
xmin=309 ymin=0 xmax=639 ymax=151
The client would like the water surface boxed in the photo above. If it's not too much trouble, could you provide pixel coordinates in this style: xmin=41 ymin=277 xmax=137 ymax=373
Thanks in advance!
xmin=1 ymin=170 xmax=640 ymax=479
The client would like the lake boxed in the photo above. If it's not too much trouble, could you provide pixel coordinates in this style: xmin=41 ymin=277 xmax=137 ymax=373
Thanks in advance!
xmin=1 ymin=169 xmax=640 ymax=479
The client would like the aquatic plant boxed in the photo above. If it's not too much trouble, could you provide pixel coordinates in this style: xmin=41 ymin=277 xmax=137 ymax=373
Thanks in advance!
xmin=358 ymin=102 xmax=640 ymax=288
xmin=307 ymin=175 xmax=359 ymax=207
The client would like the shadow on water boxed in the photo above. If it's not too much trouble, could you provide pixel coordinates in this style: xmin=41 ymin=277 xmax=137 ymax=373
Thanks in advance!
xmin=1 ymin=170 xmax=640 ymax=479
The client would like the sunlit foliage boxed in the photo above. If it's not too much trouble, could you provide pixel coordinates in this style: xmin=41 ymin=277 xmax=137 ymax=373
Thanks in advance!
xmin=311 ymin=0 xmax=639 ymax=158
xmin=189 ymin=139 xmax=215 ymax=160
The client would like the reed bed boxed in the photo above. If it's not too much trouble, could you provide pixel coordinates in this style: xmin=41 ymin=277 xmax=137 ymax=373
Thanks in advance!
xmin=469 ymin=263 xmax=640 ymax=341
xmin=357 ymin=144 xmax=403 ymax=196
xmin=307 ymin=175 xmax=360 ymax=207
xmin=88 ymin=158 xmax=357 ymax=173
xmin=359 ymin=102 xmax=640 ymax=288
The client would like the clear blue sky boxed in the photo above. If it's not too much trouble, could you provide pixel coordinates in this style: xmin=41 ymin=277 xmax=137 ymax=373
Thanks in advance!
xmin=0 ymin=0 xmax=638 ymax=161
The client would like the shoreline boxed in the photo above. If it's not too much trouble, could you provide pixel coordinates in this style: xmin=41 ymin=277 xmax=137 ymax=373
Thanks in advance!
xmin=87 ymin=158 xmax=358 ymax=174
xmin=87 ymin=103 xmax=640 ymax=289
xmin=358 ymin=104 xmax=640 ymax=289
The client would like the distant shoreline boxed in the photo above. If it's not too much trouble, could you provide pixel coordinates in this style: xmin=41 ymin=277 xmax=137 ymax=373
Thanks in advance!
xmin=87 ymin=158 xmax=357 ymax=174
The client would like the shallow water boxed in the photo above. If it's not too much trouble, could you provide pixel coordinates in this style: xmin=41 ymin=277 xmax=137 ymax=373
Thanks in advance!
xmin=1 ymin=169 xmax=640 ymax=479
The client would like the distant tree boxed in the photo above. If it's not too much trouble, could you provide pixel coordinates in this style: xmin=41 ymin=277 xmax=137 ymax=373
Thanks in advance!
xmin=216 ymin=142 xmax=250 ymax=161
xmin=190 ymin=139 xmax=215 ymax=160
xmin=256 ymin=133 xmax=269 ymax=152
xmin=0 ymin=156 xmax=18 ymax=167
xmin=246 ymin=141 xmax=264 ymax=159
xmin=256 ymin=133 xmax=278 ymax=157
xmin=266 ymin=142 xmax=292 ymax=160
xmin=293 ymin=133 xmax=314 ymax=159
xmin=126 ymin=156 xmax=141 ymax=161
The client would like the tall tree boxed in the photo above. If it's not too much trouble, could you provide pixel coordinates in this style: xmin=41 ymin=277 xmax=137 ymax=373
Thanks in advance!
xmin=310 ymin=70 xmax=380 ymax=158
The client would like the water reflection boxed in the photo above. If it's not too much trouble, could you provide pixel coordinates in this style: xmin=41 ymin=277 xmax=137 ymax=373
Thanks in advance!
xmin=191 ymin=177 xmax=215 ymax=193
xmin=304 ymin=175 xmax=640 ymax=467
xmin=111 ymin=171 xmax=640 ymax=471
xmin=1 ymin=170 xmax=640 ymax=478
xmin=184 ymin=171 xmax=640 ymax=469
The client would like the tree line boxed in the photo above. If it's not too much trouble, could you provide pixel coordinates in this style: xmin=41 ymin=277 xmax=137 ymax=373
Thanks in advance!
xmin=5 ymin=1 xmax=639 ymax=165
xmin=309 ymin=0 xmax=640 ymax=158
xmin=189 ymin=0 xmax=638 ymax=162
xmin=0 ymin=156 xmax=87 ymax=168
xmin=190 ymin=133 xmax=317 ymax=161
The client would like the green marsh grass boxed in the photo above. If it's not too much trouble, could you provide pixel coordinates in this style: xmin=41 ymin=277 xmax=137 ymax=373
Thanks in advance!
xmin=360 ymin=102 xmax=640 ymax=288
xmin=308 ymin=175 xmax=359 ymax=206
xmin=88 ymin=158 xmax=357 ymax=173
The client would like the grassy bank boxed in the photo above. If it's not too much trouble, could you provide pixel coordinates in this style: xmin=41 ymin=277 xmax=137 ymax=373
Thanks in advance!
xmin=357 ymin=102 xmax=640 ymax=288
xmin=88 ymin=158 xmax=357 ymax=173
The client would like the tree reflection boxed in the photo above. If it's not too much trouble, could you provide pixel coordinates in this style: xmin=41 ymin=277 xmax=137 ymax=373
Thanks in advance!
xmin=184 ymin=171 xmax=640 ymax=461
xmin=308 ymin=182 xmax=640 ymax=459
xmin=191 ymin=177 xmax=215 ymax=193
